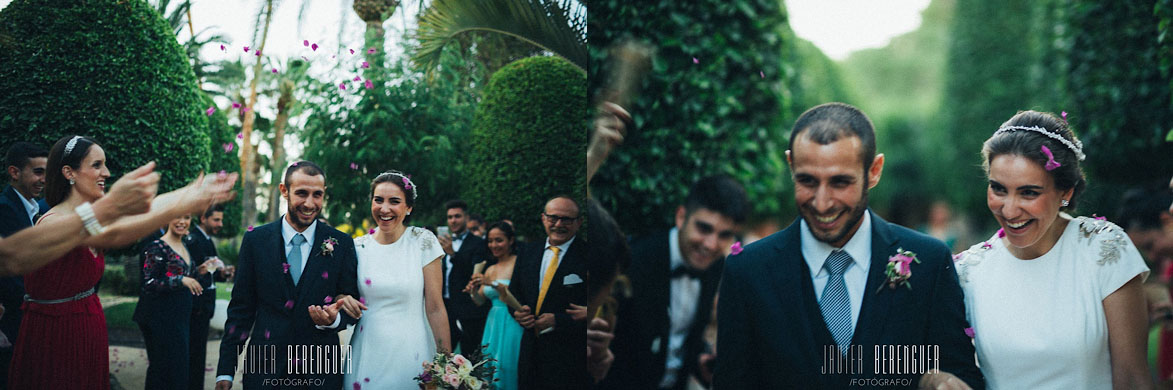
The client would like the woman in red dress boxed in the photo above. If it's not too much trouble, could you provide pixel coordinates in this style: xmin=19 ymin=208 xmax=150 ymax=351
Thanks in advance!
xmin=8 ymin=135 xmax=237 ymax=389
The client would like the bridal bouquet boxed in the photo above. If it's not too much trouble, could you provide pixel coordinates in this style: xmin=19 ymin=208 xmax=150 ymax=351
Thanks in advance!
xmin=414 ymin=346 xmax=496 ymax=390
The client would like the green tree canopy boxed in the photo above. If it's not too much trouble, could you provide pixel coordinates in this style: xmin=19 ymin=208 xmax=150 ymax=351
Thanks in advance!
xmin=465 ymin=56 xmax=587 ymax=240
xmin=0 ymin=0 xmax=211 ymax=194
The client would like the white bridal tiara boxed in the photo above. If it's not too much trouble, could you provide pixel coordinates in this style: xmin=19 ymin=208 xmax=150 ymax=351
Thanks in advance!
xmin=992 ymin=125 xmax=1086 ymax=161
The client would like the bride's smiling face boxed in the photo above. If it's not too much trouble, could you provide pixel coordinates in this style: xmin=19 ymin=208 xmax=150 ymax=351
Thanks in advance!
xmin=987 ymin=154 xmax=1072 ymax=255
xmin=371 ymin=182 xmax=411 ymax=232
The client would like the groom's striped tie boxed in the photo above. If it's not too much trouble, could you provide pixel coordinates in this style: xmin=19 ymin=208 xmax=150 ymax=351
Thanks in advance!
xmin=820 ymin=250 xmax=854 ymax=356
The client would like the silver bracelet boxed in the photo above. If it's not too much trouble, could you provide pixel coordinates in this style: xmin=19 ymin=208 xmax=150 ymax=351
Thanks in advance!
xmin=74 ymin=202 xmax=106 ymax=236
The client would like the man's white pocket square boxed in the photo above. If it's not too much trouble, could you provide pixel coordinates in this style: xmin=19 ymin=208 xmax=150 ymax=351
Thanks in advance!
xmin=563 ymin=273 xmax=583 ymax=285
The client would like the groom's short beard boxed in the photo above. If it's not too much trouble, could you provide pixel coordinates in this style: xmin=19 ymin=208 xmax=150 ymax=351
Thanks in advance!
xmin=806 ymin=179 xmax=870 ymax=246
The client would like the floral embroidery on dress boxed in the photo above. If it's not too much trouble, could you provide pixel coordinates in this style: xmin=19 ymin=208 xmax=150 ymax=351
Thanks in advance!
xmin=955 ymin=235 xmax=997 ymax=285
xmin=414 ymin=227 xmax=436 ymax=251
xmin=1076 ymin=216 xmax=1127 ymax=266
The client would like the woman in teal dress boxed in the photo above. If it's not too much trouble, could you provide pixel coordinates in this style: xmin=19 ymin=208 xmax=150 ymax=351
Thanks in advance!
xmin=467 ymin=222 xmax=522 ymax=390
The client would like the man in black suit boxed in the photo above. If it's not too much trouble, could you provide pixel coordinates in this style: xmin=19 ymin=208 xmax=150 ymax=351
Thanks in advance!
xmin=715 ymin=103 xmax=982 ymax=389
xmin=187 ymin=204 xmax=231 ymax=390
xmin=600 ymin=175 xmax=749 ymax=390
xmin=0 ymin=141 xmax=47 ymax=389
xmin=511 ymin=195 xmax=589 ymax=390
xmin=216 ymin=161 xmax=360 ymax=390
xmin=437 ymin=200 xmax=492 ymax=353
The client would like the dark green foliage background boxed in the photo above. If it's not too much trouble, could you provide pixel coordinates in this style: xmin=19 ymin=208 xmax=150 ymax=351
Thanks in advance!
xmin=588 ymin=0 xmax=794 ymax=237
xmin=302 ymin=45 xmax=482 ymax=232
xmin=200 ymin=93 xmax=242 ymax=237
xmin=0 ymin=0 xmax=210 ymax=197
xmin=464 ymin=56 xmax=587 ymax=240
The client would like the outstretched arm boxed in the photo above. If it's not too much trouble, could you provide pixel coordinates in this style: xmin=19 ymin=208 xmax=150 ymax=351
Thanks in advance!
xmin=84 ymin=171 xmax=238 ymax=249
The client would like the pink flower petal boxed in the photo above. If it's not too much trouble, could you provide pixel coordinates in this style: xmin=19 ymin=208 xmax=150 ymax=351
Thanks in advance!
xmin=349 ymin=49 xmax=355 ymax=55
xmin=364 ymin=80 xmax=373 ymax=89
xmin=240 ymin=332 xmax=248 ymax=340
xmin=321 ymin=271 xmax=329 ymax=279
xmin=219 ymin=170 xmax=226 ymax=176
xmin=223 ymin=143 xmax=234 ymax=153
xmin=324 ymin=296 xmax=333 ymax=304
xmin=339 ymin=83 xmax=347 ymax=90
xmin=730 ymin=242 xmax=743 ymax=255
xmin=364 ymin=378 xmax=369 ymax=383
xmin=284 ymin=300 xmax=294 ymax=309
xmin=272 ymin=68 xmax=278 ymax=73
xmin=354 ymin=383 xmax=361 ymax=390
xmin=242 ymin=107 xmax=251 ymax=113
xmin=368 ymin=228 xmax=375 ymax=234
xmin=350 ymin=162 xmax=359 ymax=170
xmin=236 ymin=132 xmax=243 ymax=139
xmin=353 ymin=76 xmax=361 ymax=82
xmin=206 ymin=106 xmax=215 ymax=116
xmin=361 ymin=61 xmax=369 ymax=69
xmin=220 ymin=44 xmax=225 ymax=51
xmin=264 ymin=330 xmax=271 ymax=339
xmin=255 ymin=50 xmax=261 ymax=57
xmin=367 ymin=48 xmax=376 ymax=54
xmin=760 ymin=71 xmax=764 ymax=78
xmin=301 ymin=56 xmax=310 ymax=61
xmin=247 ymin=225 xmax=255 ymax=232
xmin=243 ymin=46 xmax=250 ymax=52
xmin=359 ymin=297 xmax=366 ymax=305
xmin=996 ymin=228 xmax=1006 ymax=238
xmin=364 ymin=278 xmax=371 ymax=286
xmin=303 ymin=40 xmax=309 ymax=47
xmin=232 ymin=102 xmax=241 ymax=109
xmin=312 ymin=43 xmax=319 ymax=51
xmin=692 ymin=57 xmax=699 ymax=64
xmin=228 ymin=325 xmax=236 ymax=334
xmin=283 ymin=263 xmax=290 ymax=273
xmin=964 ymin=327 xmax=975 ymax=338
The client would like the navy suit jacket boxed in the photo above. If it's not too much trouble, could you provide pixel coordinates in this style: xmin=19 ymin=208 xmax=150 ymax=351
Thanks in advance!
xmin=714 ymin=211 xmax=983 ymax=389
xmin=0 ymin=185 xmax=40 ymax=345
xmin=444 ymin=232 xmax=493 ymax=320
xmin=185 ymin=226 xmax=224 ymax=319
xmin=601 ymin=230 xmax=721 ymax=390
xmin=216 ymin=220 xmax=360 ymax=388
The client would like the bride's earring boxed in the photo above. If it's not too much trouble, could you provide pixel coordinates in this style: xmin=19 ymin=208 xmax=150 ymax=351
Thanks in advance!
xmin=1061 ymin=199 xmax=1069 ymax=207
xmin=68 ymin=178 xmax=75 ymax=185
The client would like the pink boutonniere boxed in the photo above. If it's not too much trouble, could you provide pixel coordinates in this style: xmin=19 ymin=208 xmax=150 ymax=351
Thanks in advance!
xmin=878 ymin=248 xmax=920 ymax=293
xmin=321 ymin=237 xmax=339 ymax=257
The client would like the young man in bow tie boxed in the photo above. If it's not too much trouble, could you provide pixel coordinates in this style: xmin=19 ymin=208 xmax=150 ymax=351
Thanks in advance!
xmin=599 ymin=175 xmax=748 ymax=390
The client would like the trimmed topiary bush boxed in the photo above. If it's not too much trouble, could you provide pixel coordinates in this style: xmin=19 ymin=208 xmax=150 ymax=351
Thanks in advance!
xmin=200 ymin=93 xmax=242 ymax=237
xmin=464 ymin=56 xmax=587 ymax=240
xmin=0 ymin=0 xmax=211 ymax=196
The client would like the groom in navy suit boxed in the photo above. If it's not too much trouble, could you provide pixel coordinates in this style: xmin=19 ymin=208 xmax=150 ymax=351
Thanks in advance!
xmin=216 ymin=161 xmax=360 ymax=390
xmin=715 ymin=103 xmax=983 ymax=389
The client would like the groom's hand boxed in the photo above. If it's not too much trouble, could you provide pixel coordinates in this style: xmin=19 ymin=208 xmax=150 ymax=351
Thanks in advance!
xmin=513 ymin=305 xmax=535 ymax=328
xmin=215 ymin=380 xmax=232 ymax=390
xmin=308 ymin=303 xmax=339 ymax=326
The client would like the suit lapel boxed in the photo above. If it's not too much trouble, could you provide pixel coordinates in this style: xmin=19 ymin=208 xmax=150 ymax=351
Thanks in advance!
xmin=3 ymin=186 xmax=32 ymax=228
xmin=298 ymin=229 xmax=329 ymax=297
xmin=769 ymin=220 xmax=831 ymax=364
xmin=273 ymin=227 xmax=298 ymax=298
xmin=852 ymin=211 xmax=900 ymax=348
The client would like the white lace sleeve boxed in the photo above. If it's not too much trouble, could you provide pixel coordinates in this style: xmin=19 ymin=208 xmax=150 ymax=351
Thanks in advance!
xmin=411 ymin=227 xmax=445 ymax=268
xmin=1076 ymin=217 xmax=1150 ymax=299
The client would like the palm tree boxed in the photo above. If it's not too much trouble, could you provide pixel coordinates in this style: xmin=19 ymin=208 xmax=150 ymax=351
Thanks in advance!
xmin=413 ymin=0 xmax=586 ymax=74
xmin=353 ymin=0 xmax=402 ymax=83
xmin=239 ymin=0 xmax=276 ymax=227
xmin=263 ymin=59 xmax=313 ymax=222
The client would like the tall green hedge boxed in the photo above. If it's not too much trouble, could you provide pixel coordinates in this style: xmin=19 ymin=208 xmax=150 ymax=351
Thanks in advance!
xmin=588 ymin=0 xmax=792 ymax=237
xmin=1061 ymin=0 xmax=1173 ymax=212
xmin=0 ymin=0 xmax=210 ymax=195
xmin=464 ymin=56 xmax=587 ymax=240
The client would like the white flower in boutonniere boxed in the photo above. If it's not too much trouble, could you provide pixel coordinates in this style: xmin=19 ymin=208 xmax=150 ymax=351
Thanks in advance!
xmin=321 ymin=237 xmax=338 ymax=257
xmin=877 ymin=248 xmax=920 ymax=293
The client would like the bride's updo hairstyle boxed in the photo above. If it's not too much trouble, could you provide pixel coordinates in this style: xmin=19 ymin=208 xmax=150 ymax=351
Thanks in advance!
xmin=370 ymin=170 xmax=417 ymax=224
xmin=981 ymin=110 xmax=1087 ymax=211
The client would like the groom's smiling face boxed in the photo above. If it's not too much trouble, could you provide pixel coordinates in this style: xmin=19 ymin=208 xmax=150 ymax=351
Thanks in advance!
xmin=281 ymin=170 xmax=326 ymax=231
xmin=787 ymin=133 xmax=883 ymax=248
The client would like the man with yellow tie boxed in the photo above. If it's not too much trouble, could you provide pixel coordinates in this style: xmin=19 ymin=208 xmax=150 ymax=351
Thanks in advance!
xmin=511 ymin=195 xmax=589 ymax=390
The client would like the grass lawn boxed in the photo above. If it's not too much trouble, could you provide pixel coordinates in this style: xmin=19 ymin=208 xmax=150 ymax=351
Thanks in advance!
xmin=216 ymin=282 xmax=232 ymax=300
xmin=105 ymin=301 xmax=137 ymax=330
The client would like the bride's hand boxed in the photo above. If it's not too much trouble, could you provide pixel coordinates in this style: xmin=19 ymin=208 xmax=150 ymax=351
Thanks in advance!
xmin=333 ymin=295 xmax=368 ymax=319
xmin=307 ymin=303 xmax=339 ymax=326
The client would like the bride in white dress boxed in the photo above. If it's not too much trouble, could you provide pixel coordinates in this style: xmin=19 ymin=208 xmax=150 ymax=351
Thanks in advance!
xmin=954 ymin=110 xmax=1151 ymax=389
xmin=342 ymin=171 xmax=450 ymax=389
